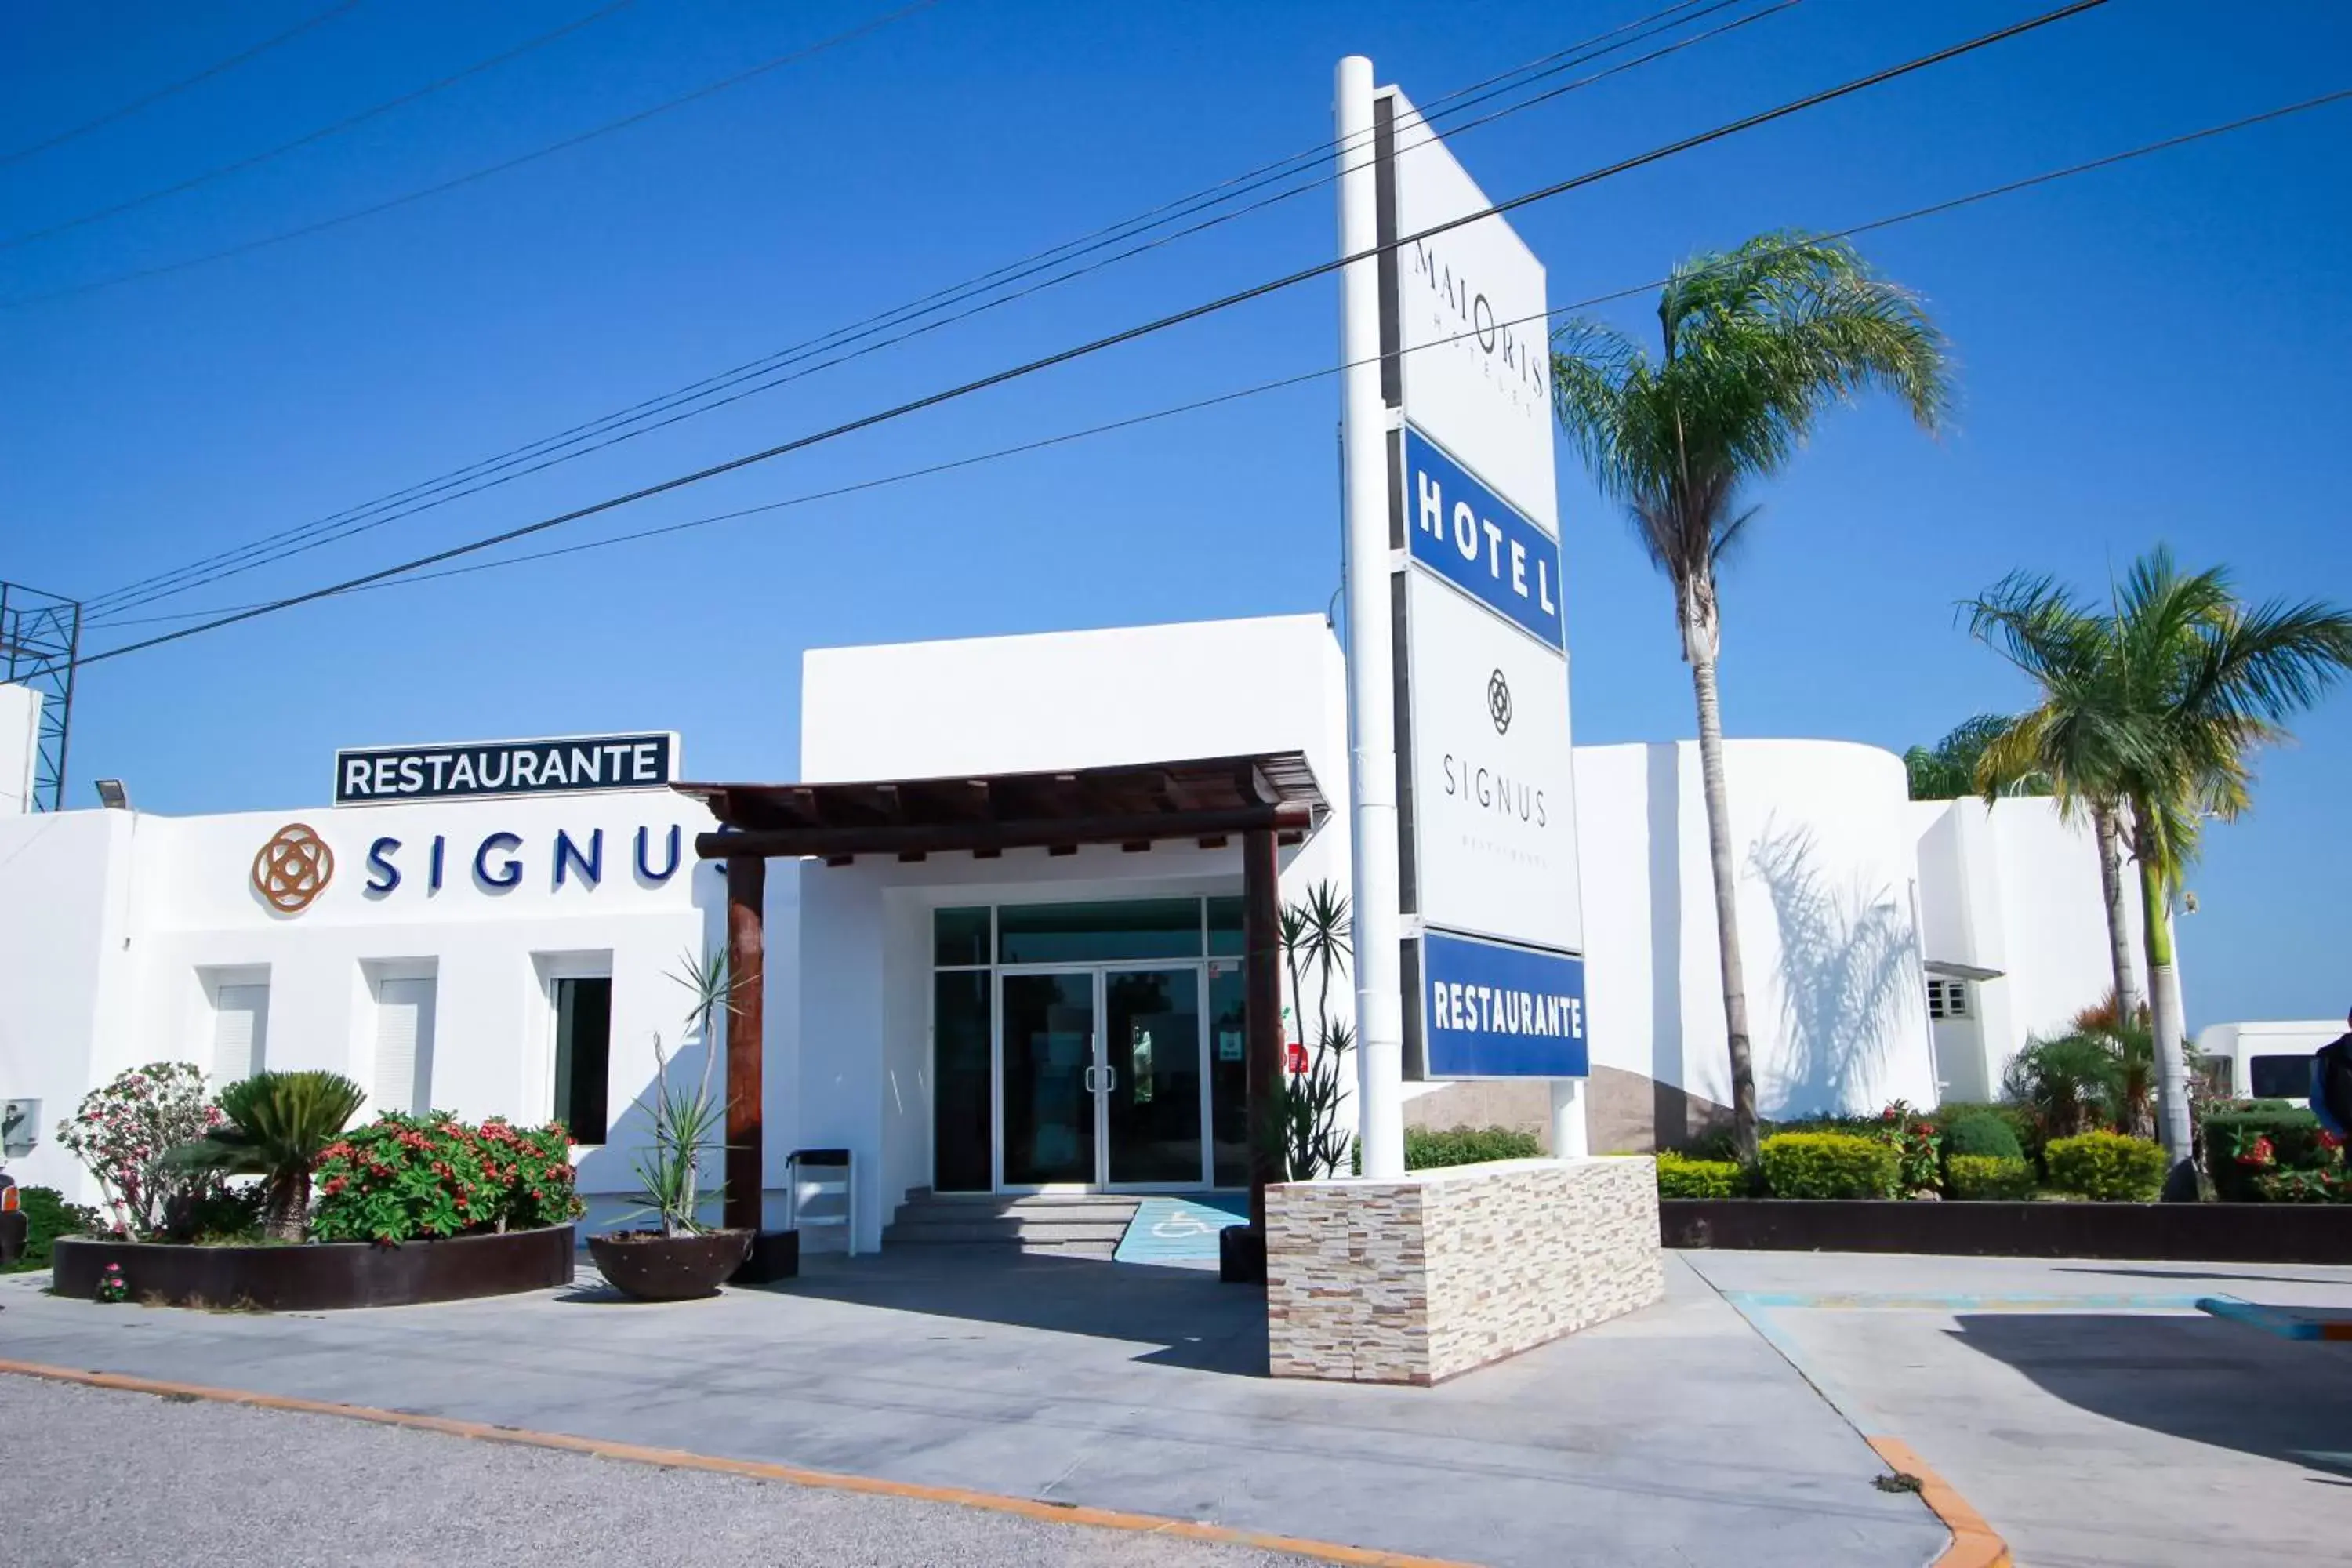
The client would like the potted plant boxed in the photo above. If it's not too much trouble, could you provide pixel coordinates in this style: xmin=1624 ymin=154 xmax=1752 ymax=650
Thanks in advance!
xmin=587 ymin=948 xmax=751 ymax=1300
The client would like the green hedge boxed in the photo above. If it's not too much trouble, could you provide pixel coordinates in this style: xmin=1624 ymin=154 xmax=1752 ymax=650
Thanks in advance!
xmin=2045 ymin=1131 xmax=2166 ymax=1202
xmin=1655 ymin=1152 xmax=1745 ymax=1200
xmin=1403 ymin=1125 xmax=1542 ymax=1171
xmin=1945 ymin=1155 xmax=2038 ymax=1201
xmin=4 ymin=1186 xmax=104 ymax=1271
xmin=1759 ymin=1131 xmax=1898 ymax=1200
xmin=1942 ymin=1109 xmax=2025 ymax=1165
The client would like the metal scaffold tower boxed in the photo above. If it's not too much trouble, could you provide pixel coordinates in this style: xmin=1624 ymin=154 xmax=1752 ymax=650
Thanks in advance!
xmin=0 ymin=579 xmax=82 ymax=812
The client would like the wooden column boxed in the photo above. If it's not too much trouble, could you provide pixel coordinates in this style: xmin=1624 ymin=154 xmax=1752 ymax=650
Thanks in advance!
xmin=1243 ymin=825 xmax=1284 ymax=1234
xmin=724 ymin=852 xmax=766 ymax=1234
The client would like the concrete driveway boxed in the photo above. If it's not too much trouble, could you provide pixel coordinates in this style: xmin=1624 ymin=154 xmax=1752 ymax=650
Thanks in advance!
xmin=1 ymin=1248 xmax=1943 ymax=1568
xmin=1682 ymin=1249 xmax=2352 ymax=1568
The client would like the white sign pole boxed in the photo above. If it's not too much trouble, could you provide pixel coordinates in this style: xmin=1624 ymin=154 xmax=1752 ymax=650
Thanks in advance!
xmin=1336 ymin=55 xmax=1406 ymax=1181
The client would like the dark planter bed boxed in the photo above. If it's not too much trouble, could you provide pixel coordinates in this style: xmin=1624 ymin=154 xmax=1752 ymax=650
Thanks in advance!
xmin=1661 ymin=1199 xmax=2352 ymax=1263
xmin=52 ymin=1225 xmax=575 ymax=1310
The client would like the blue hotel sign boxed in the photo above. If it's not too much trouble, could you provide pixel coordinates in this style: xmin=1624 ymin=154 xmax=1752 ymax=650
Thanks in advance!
xmin=1403 ymin=424 xmax=1563 ymax=650
xmin=1416 ymin=928 xmax=1588 ymax=1080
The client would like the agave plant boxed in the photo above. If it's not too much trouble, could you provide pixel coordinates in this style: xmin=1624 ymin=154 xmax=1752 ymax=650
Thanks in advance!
xmin=170 ymin=1070 xmax=367 ymax=1242
xmin=628 ymin=946 xmax=736 ymax=1236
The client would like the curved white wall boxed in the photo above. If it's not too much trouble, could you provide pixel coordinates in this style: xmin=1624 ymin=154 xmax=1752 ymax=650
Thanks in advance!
xmin=1574 ymin=739 xmax=1936 ymax=1126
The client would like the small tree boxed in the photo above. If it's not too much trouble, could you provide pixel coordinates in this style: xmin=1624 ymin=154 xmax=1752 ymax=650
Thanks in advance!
xmin=630 ymin=946 xmax=735 ymax=1235
xmin=55 ymin=1062 xmax=225 ymax=1237
xmin=1276 ymin=881 xmax=1354 ymax=1180
xmin=171 ymin=1070 xmax=367 ymax=1242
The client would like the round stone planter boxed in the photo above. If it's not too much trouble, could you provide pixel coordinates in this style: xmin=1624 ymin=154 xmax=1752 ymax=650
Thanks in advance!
xmin=586 ymin=1229 xmax=752 ymax=1301
xmin=52 ymin=1225 xmax=575 ymax=1311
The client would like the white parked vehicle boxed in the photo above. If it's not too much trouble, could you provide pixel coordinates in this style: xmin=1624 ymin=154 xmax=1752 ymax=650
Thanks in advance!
xmin=2192 ymin=1020 xmax=2343 ymax=1102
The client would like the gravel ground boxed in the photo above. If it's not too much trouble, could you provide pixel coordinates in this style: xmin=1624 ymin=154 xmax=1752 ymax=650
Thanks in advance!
xmin=0 ymin=1376 xmax=1312 ymax=1568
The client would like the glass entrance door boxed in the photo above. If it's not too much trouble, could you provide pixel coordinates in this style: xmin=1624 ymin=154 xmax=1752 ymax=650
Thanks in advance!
xmin=1000 ymin=971 xmax=1096 ymax=1186
xmin=997 ymin=966 xmax=1209 ymax=1189
xmin=1102 ymin=967 xmax=1205 ymax=1187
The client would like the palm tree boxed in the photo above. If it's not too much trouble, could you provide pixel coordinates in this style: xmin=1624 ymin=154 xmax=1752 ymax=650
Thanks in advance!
xmin=1966 ymin=549 xmax=2352 ymax=1174
xmin=172 ymin=1070 xmax=367 ymax=1241
xmin=1904 ymin=713 xmax=2047 ymax=800
xmin=1552 ymin=231 xmax=1951 ymax=1159
xmin=1966 ymin=619 xmax=2147 ymax=1024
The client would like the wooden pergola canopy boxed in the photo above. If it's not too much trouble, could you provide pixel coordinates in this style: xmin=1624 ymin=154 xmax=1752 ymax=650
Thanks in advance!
xmin=675 ymin=751 xmax=1327 ymax=863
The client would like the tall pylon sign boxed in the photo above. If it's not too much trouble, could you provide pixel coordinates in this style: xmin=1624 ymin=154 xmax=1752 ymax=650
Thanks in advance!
xmin=1336 ymin=59 xmax=1589 ymax=1180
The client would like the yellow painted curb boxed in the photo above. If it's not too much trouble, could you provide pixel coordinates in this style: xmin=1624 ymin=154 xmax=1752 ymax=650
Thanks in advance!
xmin=1867 ymin=1436 xmax=2012 ymax=1568
xmin=0 ymin=1359 xmax=1476 ymax=1568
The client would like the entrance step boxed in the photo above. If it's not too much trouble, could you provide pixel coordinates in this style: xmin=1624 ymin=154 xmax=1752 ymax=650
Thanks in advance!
xmin=882 ymin=1192 xmax=1143 ymax=1257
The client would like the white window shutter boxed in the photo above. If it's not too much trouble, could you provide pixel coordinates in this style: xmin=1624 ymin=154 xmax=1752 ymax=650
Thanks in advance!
xmin=212 ymin=984 xmax=268 ymax=1082
xmin=372 ymin=978 xmax=437 ymax=1117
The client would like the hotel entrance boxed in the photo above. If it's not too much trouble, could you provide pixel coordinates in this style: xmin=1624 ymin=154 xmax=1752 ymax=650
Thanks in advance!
xmin=932 ymin=899 xmax=1251 ymax=1195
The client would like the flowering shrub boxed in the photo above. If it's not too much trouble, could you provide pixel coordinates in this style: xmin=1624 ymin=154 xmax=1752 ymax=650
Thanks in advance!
xmin=1876 ymin=1102 xmax=1943 ymax=1193
xmin=54 ymin=1062 xmax=227 ymax=1237
xmin=2204 ymin=1103 xmax=2339 ymax=1201
xmin=95 ymin=1262 xmax=129 ymax=1304
xmin=312 ymin=1112 xmax=580 ymax=1244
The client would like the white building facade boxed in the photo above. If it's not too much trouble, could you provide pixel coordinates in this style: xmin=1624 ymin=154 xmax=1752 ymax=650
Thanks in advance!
xmin=2 ymin=614 xmax=2133 ymax=1245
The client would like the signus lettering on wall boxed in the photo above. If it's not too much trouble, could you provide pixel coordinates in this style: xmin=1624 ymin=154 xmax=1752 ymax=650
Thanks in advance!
xmin=334 ymin=732 xmax=679 ymax=806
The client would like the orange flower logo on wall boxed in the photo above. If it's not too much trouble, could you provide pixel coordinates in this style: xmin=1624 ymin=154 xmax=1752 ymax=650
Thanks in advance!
xmin=252 ymin=823 xmax=335 ymax=914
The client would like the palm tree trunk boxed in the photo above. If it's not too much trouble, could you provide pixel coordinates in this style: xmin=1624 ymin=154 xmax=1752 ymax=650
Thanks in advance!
xmin=2132 ymin=816 xmax=2194 ymax=1176
xmin=1688 ymin=652 xmax=1759 ymax=1160
xmin=2092 ymin=801 xmax=2143 ymax=1022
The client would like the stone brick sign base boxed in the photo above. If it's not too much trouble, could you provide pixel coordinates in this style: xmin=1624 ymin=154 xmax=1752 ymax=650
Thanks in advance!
xmin=1266 ymin=1156 xmax=1665 ymax=1384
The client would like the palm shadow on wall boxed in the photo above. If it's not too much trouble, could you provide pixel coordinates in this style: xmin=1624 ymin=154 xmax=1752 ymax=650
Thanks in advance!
xmin=1749 ymin=819 xmax=1919 ymax=1117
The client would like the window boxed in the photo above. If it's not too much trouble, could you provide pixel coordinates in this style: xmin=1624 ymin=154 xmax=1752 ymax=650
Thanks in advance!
xmin=2249 ymin=1054 xmax=2310 ymax=1102
xmin=1926 ymin=978 xmax=1971 ymax=1021
xmin=996 ymin=898 xmax=1203 ymax=964
xmin=209 ymin=978 xmax=270 ymax=1081
xmin=933 ymin=970 xmax=993 ymax=1192
xmin=552 ymin=976 xmax=613 ymax=1144
xmin=368 ymin=971 xmax=438 ymax=1119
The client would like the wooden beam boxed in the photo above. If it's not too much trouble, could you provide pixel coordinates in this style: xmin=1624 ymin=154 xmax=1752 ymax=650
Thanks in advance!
xmin=724 ymin=855 xmax=766 ymax=1235
xmin=1196 ymin=834 xmax=1229 ymax=850
xmin=692 ymin=801 xmax=1312 ymax=861
xmin=1244 ymin=826 xmax=1283 ymax=1236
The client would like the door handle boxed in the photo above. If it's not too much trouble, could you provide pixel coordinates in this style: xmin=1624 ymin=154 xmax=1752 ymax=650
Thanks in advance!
xmin=1081 ymin=1065 xmax=1101 ymax=1094
xmin=1102 ymin=1064 xmax=1118 ymax=1094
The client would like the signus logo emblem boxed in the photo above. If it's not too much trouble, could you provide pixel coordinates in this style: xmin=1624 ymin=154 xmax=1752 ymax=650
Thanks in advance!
xmin=252 ymin=823 xmax=334 ymax=913
xmin=1486 ymin=669 xmax=1512 ymax=735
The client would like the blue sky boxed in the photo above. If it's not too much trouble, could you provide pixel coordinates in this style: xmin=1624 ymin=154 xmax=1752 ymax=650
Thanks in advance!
xmin=3 ymin=0 xmax=2347 ymax=1029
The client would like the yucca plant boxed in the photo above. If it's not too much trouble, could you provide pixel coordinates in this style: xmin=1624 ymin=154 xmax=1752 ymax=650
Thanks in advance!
xmin=628 ymin=946 xmax=736 ymax=1236
xmin=1276 ymin=881 xmax=1354 ymax=1180
xmin=169 ymin=1070 xmax=367 ymax=1242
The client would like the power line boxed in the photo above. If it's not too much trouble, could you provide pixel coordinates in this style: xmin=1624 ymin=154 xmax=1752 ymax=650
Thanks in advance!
xmin=83 ymin=82 xmax=2352 ymax=643
xmin=86 ymin=0 xmax=1788 ymax=619
xmin=0 ymin=0 xmax=945 ymax=310
xmin=0 ymin=1 xmax=365 ymax=169
xmin=81 ymin=0 xmax=1791 ymax=619
xmin=72 ymin=0 xmax=2118 ymax=666
xmin=0 ymin=0 xmax=642 ymax=252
